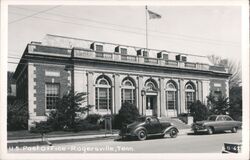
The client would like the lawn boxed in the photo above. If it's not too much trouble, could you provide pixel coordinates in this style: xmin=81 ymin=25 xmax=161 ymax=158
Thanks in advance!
xmin=8 ymin=129 xmax=118 ymax=140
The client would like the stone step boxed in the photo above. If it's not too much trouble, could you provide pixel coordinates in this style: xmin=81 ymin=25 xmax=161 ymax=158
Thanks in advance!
xmin=159 ymin=117 xmax=191 ymax=130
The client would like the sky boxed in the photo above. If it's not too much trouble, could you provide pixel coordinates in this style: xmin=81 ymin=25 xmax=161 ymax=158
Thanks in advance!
xmin=8 ymin=5 xmax=241 ymax=72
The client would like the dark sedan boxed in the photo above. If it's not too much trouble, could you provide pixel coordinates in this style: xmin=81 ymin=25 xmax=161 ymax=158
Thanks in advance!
xmin=192 ymin=115 xmax=242 ymax=135
xmin=119 ymin=116 xmax=179 ymax=141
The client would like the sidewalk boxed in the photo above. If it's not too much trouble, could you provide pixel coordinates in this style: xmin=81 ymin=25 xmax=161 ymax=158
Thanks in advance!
xmin=7 ymin=129 xmax=191 ymax=147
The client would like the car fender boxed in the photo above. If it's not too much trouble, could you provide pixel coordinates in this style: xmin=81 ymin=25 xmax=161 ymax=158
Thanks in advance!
xmin=133 ymin=126 xmax=147 ymax=135
xmin=163 ymin=126 xmax=179 ymax=134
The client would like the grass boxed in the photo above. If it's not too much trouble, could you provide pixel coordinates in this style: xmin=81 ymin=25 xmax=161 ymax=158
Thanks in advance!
xmin=8 ymin=129 xmax=119 ymax=140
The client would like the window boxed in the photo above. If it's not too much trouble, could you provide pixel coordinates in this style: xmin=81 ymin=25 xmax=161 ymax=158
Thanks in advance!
xmin=224 ymin=116 xmax=233 ymax=121
xmin=163 ymin=54 xmax=168 ymax=60
xmin=150 ymin=117 xmax=158 ymax=123
xmin=120 ymin=48 xmax=127 ymax=54
xmin=96 ymin=45 xmax=103 ymax=52
xmin=217 ymin=116 xmax=225 ymax=121
xmin=166 ymin=82 xmax=177 ymax=110
xmin=143 ymin=51 xmax=148 ymax=57
xmin=46 ymin=83 xmax=60 ymax=109
xmin=214 ymin=90 xmax=222 ymax=100
xmin=95 ymin=76 xmax=111 ymax=111
xmin=121 ymin=78 xmax=136 ymax=105
xmin=185 ymin=83 xmax=196 ymax=111
xmin=146 ymin=81 xmax=156 ymax=91
xmin=207 ymin=115 xmax=217 ymax=121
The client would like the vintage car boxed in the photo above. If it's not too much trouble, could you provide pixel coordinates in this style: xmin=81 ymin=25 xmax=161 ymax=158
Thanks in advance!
xmin=191 ymin=115 xmax=242 ymax=135
xmin=119 ymin=116 xmax=179 ymax=141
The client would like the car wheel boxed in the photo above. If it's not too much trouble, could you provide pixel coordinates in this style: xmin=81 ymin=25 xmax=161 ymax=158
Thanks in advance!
xmin=193 ymin=130 xmax=198 ymax=135
xmin=207 ymin=127 xmax=213 ymax=135
xmin=169 ymin=128 xmax=178 ymax=138
xmin=137 ymin=130 xmax=147 ymax=141
xmin=231 ymin=127 xmax=237 ymax=133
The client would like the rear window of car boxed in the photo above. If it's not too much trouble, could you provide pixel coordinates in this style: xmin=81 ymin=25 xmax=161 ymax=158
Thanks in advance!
xmin=137 ymin=117 xmax=146 ymax=122
xmin=208 ymin=116 xmax=217 ymax=121
xmin=224 ymin=116 xmax=233 ymax=121
xmin=217 ymin=116 xmax=225 ymax=121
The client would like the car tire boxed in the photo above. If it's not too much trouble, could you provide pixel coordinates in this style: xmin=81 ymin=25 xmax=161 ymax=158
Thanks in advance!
xmin=207 ymin=127 xmax=213 ymax=135
xmin=137 ymin=130 xmax=147 ymax=141
xmin=231 ymin=127 xmax=237 ymax=133
xmin=169 ymin=128 xmax=178 ymax=138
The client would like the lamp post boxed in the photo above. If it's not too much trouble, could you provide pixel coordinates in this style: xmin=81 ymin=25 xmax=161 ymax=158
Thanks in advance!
xmin=141 ymin=89 xmax=146 ymax=115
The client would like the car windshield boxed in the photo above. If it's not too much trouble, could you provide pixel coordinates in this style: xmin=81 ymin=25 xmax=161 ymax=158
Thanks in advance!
xmin=137 ymin=117 xmax=146 ymax=122
xmin=207 ymin=116 xmax=217 ymax=121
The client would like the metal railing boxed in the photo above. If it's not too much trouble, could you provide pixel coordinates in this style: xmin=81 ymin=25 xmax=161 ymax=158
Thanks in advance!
xmin=144 ymin=57 xmax=159 ymax=64
xmin=185 ymin=62 xmax=197 ymax=68
xmin=121 ymin=54 xmax=137 ymax=62
xmin=95 ymin=51 xmax=113 ymax=59
xmin=165 ymin=60 xmax=178 ymax=67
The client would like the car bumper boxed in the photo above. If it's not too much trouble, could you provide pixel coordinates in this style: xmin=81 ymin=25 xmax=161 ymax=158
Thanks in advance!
xmin=192 ymin=126 xmax=208 ymax=132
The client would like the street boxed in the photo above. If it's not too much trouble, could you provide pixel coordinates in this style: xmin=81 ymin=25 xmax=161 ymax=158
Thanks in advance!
xmin=8 ymin=130 xmax=242 ymax=153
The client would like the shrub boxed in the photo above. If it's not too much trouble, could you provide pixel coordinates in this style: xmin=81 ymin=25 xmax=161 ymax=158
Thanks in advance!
xmin=207 ymin=93 xmax=229 ymax=115
xmin=7 ymin=100 xmax=28 ymax=131
xmin=115 ymin=102 xmax=140 ymax=129
xmin=229 ymin=86 xmax=242 ymax=121
xmin=30 ymin=121 xmax=53 ymax=141
xmin=85 ymin=114 xmax=102 ymax=124
xmin=188 ymin=100 xmax=210 ymax=122
xmin=30 ymin=121 xmax=53 ymax=134
xmin=73 ymin=120 xmax=101 ymax=132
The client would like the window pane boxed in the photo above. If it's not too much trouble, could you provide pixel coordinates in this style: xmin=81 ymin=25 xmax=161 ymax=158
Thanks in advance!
xmin=124 ymin=89 xmax=132 ymax=100
xmin=166 ymin=91 xmax=176 ymax=110
xmin=96 ymin=45 xmax=103 ymax=51
xmin=120 ymin=48 xmax=127 ymax=54
xmin=99 ymin=88 xmax=108 ymax=98
xmin=46 ymin=83 xmax=59 ymax=109
xmin=185 ymin=91 xmax=195 ymax=110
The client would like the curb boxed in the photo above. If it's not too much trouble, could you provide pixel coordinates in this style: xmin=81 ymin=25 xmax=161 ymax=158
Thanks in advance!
xmin=7 ymin=129 xmax=191 ymax=147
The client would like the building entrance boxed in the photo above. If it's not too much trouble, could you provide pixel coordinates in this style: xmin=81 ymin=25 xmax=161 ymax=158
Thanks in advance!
xmin=146 ymin=95 xmax=157 ymax=116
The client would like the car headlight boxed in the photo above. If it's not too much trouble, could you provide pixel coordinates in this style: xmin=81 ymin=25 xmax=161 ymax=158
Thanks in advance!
xmin=170 ymin=123 xmax=174 ymax=126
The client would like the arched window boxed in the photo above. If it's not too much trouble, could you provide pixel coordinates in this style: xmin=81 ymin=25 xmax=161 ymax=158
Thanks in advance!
xmin=121 ymin=78 xmax=136 ymax=105
xmin=166 ymin=82 xmax=177 ymax=111
xmin=145 ymin=80 xmax=157 ymax=91
xmin=144 ymin=79 xmax=158 ymax=110
xmin=185 ymin=82 xmax=196 ymax=111
xmin=95 ymin=76 xmax=112 ymax=111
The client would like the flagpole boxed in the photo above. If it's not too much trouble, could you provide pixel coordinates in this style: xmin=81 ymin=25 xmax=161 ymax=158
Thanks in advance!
xmin=145 ymin=5 xmax=148 ymax=50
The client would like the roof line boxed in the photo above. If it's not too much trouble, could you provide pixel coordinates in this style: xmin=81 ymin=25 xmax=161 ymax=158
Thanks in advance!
xmin=45 ymin=34 xmax=208 ymax=58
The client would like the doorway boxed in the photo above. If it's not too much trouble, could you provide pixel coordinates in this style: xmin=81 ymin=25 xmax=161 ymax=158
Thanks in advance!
xmin=146 ymin=95 xmax=157 ymax=116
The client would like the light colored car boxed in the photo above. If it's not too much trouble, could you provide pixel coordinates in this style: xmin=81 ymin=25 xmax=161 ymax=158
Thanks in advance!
xmin=191 ymin=115 xmax=242 ymax=134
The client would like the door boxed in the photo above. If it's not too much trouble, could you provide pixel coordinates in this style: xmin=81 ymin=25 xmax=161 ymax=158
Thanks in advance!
xmin=145 ymin=117 xmax=162 ymax=134
xmin=146 ymin=95 xmax=157 ymax=116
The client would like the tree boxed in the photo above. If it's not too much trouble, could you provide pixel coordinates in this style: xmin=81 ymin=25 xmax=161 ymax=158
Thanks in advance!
xmin=115 ymin=102 xmax=140 ymax=129
xmin=188 ymin=100 xmax=210 ymax=122
xmin=207 ymin=93 xmax=230 ymax=115
xmin=208 ymin=55 xmax=241 ymax=89
xmin=228 ymin=86 xmax=242 ymax=121
xmin=49 ymin=90 xmax=87 ymax=130
xmin=7 ymin=100 xmax=28 ymax=131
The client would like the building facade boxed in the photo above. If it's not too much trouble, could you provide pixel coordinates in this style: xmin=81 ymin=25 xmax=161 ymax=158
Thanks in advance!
xmin=13 ymin=34 xmax=231 ymax=128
